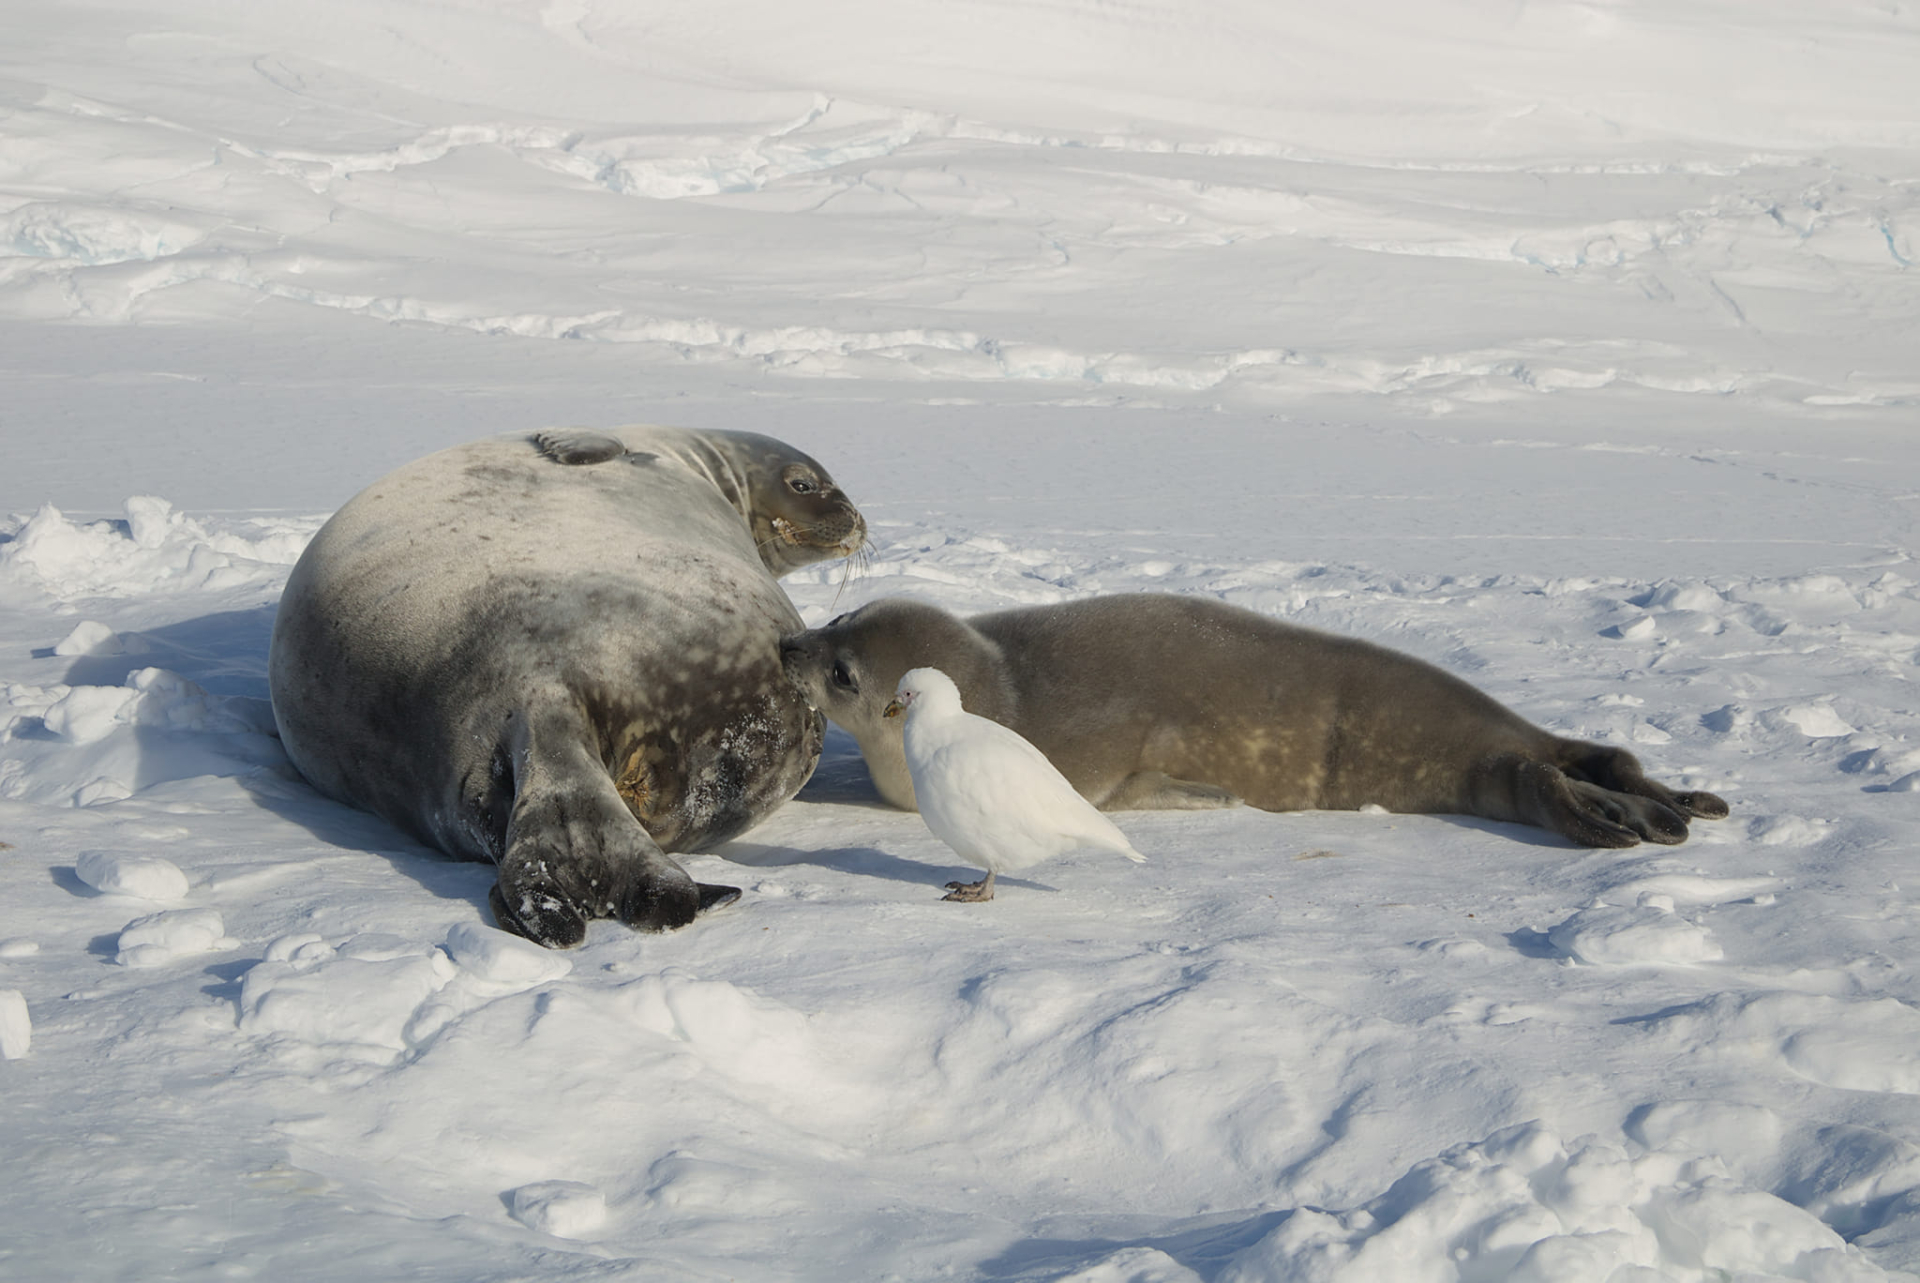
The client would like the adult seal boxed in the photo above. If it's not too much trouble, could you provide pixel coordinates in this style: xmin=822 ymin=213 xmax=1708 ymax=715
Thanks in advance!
xmin=270 ymin=426 xmax=867 ymax=947
xmin=781 ymin=594 xmax=1728 ymax=848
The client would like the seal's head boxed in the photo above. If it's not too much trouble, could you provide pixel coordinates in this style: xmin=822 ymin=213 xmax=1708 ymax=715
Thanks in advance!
xmin=724 ymin=434 xmax=867 ymax=578
xmin=780 ymin=600 xmax=973 ymax=728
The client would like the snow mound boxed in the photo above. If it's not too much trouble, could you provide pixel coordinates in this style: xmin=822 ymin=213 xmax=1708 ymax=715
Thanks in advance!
xmin=506 ymin=1180 xmax=607 ymax=1239
xmin=52 ymin=620 xmax=120 ymax=657
xmin=443 ymin=921 xmax=573 ymax=988
xmin=1547 ymin=899 xmax=1724 ymax=966
xmin=114 ymin=907 xmax=235 ymax=968
xmin=1650 ymin=992 xmax=1920 ymax=1096
xmin=3 ymin=201 xmax=208 ymax=266
xmin=0 ymin=499 xmax=314 ymax=601
xmin=1219 ymin=1122 xmax=1898 ymax=1283
xmin=239 ymin=928 xmax=581 ymax=1064
xmin=1609 ymin=873 xmax=1782 ymax=906
xmin=239 ymin=934 xmax=459 ymax=1059
xmin=1772 ymin=704 xmax=1858 ymax=739
xmin=1051 ymin=1247 xmax=1202 ymax=1283
xmin=74 ymin=849 xmax=190 ymax=900
xmin=2 ymin=666 xmax=283 ymax=807
xmin=0 ymin=990 xmax=30 ymax=1060
xmin=1627 ymin=1101 xmax=1783 ymax=1182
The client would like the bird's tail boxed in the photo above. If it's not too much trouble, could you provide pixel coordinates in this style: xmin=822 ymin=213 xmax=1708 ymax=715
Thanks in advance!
xmin=1078 ymin=814 xmax=1146 ymax=863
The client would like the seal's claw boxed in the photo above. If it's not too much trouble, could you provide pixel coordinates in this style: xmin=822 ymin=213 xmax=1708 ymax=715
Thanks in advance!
xmin=490 ymin=880 xmax=589 ymax=949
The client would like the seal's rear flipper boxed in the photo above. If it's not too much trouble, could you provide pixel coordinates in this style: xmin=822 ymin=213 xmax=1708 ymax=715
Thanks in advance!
xmin=1100 ymin=770 xmax=1242 ymax=811
xmin=1500 ymin=756 xmax=1695 ymax=848
xmin=493 ymin=705 xmax=703 ymax=948
xmin=1556 ymin=742 xmax=1729 ymax=825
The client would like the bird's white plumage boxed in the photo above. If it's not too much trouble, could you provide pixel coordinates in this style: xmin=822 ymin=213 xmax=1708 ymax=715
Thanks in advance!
xmin=891 ymin=668 xmax=1145 ymax=888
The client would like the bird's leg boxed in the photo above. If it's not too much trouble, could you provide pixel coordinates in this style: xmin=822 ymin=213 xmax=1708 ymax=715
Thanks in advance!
xmin=941 ymin=871 xmax=997 ymax=902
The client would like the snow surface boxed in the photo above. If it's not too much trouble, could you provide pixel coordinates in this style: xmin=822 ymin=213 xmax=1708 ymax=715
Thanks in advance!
xmin=3 ymin=0 xmax=1920 ymax=1279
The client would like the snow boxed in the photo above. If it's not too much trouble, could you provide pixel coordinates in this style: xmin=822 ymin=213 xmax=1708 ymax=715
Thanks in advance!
xmin=3 ymin=0 xmax=1920 ymax=1278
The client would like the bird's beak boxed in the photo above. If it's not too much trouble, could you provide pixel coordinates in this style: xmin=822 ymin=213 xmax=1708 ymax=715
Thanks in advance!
xmin=883 ymin=699 xmax=904 ymax=719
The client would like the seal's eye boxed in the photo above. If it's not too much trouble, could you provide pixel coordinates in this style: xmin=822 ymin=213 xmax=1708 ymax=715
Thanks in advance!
xmin=788 ymin=477 xmax=817 ymax=495
xmin=831 ymin=660 xmax=857 ymax=692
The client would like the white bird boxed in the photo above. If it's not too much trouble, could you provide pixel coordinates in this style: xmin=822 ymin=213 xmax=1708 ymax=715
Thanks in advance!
xmin=883 ymin=667 xmax=1146 ymax=901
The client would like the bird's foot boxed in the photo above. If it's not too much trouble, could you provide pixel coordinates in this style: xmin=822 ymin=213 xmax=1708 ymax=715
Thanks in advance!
xmin=941 ymin=875 xmax=996 ymax=903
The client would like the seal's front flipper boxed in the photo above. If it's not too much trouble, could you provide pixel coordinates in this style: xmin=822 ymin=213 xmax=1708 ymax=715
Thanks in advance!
xmin=1101 ymin=770 xmax=1242 ymax=811
xmin=698 ymin=883 xmax=743 ymax=913
xmin=532 ymin=429 xmax=628 ymax=466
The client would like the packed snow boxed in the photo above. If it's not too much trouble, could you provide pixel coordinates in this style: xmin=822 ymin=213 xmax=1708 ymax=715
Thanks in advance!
xmin=4 ymin=0 xmax=1920 ymax=1279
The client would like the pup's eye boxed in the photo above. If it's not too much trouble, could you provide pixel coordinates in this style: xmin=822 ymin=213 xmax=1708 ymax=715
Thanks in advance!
xmin=831 ymin=661 xmax=856 ymax=691
xmin=788 ymin=477 xmax=817 ymax=494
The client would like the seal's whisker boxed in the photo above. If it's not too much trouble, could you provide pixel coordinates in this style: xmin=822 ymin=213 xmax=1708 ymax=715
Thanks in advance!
xmin=827 ymin=538 xmax=875 ymax=611
xmin=830 ymin=553 xmax=854 ymax=610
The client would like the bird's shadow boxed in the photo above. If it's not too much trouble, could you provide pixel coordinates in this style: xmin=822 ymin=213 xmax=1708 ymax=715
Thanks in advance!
xmin=716 ymin=840 xmax=1054 ymax=894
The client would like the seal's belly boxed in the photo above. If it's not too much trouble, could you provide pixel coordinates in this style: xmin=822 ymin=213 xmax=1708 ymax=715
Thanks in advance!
xmin=613 ymin=688 xmax=824 ymax=851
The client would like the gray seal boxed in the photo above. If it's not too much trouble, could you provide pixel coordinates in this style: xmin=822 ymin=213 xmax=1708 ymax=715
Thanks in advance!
xmin=270 ymin=426 xmax=867 ymax=947
xmin=780 ymin=594 xmax=1728 ymax=848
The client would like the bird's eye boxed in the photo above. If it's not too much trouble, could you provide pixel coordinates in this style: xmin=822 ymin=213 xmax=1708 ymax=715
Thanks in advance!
xmin=788 ymin=477 xmax=817 ymax=494
xmin=831 ymin=661 xmax=857 ymax=692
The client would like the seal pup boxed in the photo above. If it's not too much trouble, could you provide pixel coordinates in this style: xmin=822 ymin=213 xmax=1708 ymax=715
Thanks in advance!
xmin=270 ymin=426 xmax=867 ymax=947
xmin=781 ymin=595 xmax=1728 ymax=849
xmin=884 ymin=667 xmax=1146 ymax=901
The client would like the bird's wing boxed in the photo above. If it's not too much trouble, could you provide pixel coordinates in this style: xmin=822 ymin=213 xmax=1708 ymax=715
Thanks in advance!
xmin=954 ymin=716 xmax=1146 ymax=861
xmin=917 ymin=722 xmax=1144 ymax=865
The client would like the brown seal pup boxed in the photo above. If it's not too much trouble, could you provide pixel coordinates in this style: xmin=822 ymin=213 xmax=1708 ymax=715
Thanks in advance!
xmin=270 ymin=426 xmax=867 ymax=947
xmin=780 ymin=594 xmax=1727 ymax=848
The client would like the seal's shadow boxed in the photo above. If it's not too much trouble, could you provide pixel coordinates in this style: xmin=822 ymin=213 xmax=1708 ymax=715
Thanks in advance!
xmin=47 ymin=602 xmax=496 ymax=910
xmin=718 ymin=839 xmax=1054 ymax=894
xmin=48 ymin=603 xmax=279 ymax=697
xmin=793 ymin=724 xmax=892 ymax=808
xmin=718 ymin=841 xmax=936 ymax=886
